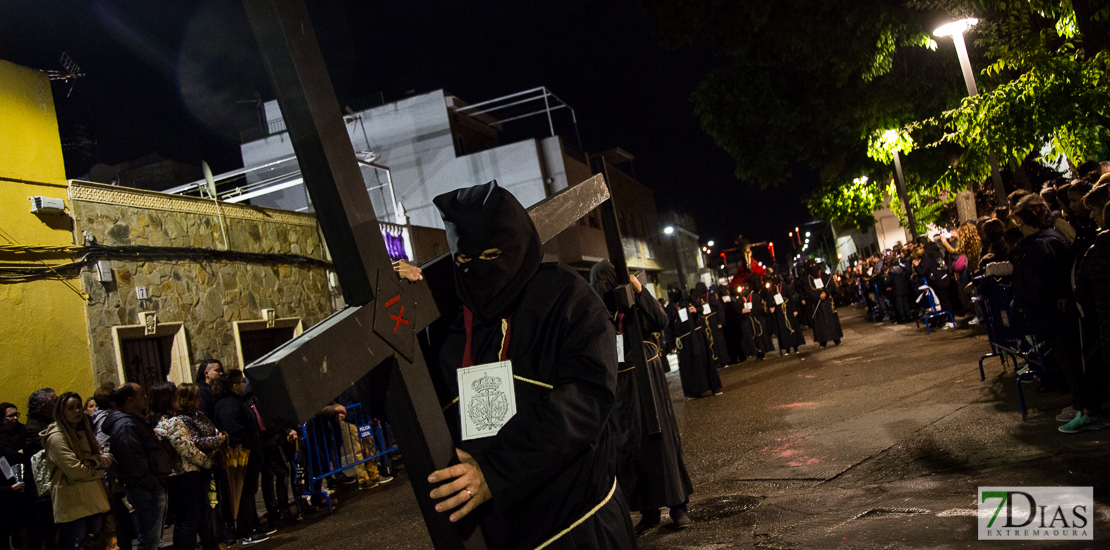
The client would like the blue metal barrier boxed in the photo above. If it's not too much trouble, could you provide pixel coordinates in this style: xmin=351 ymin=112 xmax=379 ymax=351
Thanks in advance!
xmin=972 ymin=276 xmax=1047 ymax=420
xmin=295 ymin=403 xmax=397 ymax=512
xmin=914 ymin=282 xmax=955 ymax=335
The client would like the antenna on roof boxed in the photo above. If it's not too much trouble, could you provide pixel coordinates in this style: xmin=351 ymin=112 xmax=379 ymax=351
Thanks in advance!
xmin=46 ymin=52 xmax=85 ymax=98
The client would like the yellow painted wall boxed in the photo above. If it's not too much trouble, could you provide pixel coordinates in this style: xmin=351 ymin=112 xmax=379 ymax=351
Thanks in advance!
xmin=0 ymin=59 xmax=94 ymax=407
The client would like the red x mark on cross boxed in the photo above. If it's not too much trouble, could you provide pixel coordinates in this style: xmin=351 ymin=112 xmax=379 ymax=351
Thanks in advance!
xmin=384 ymin=295 xmax=409 ymax=333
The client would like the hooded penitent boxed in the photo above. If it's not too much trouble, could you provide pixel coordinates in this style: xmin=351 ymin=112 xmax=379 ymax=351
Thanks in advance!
xmin=692 ymin=282 xmax=709 ymax=303
xmin=589 ymin=259 xmax=620 ymax=314
xmin=667 ymin=283 xmax=684 ymax=305
xmin=433 ymin=180 xmax=542 ymax=320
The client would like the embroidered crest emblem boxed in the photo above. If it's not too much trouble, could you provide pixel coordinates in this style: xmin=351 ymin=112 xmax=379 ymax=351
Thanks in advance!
xmin=467 ymin=374 xmax=510 ymax=431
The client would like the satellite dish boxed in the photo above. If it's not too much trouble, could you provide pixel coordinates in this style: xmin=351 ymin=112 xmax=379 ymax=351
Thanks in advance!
xmin=201 ymin=161 xmax=217 ymax=199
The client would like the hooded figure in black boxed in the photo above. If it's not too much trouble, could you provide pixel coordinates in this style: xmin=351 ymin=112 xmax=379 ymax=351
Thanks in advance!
xmin=430 ymin=181 xmax=635 ymax=550
xmin=805 ymin=264 xmax=843 ymax=347
xmin=718 ymin=284 xmax=748 ymax=363
xmin=739 ymin=274 xmax=774 ymax=358
xmin=663 ymin=284 xmax=723 ymax=398
xmin=768 ymin=275 xmax=806 ymax=354
xmin=590 ymin=261 xmax=694 ymax=532
xmin=690 ymin=282 xmax=729 ymax=367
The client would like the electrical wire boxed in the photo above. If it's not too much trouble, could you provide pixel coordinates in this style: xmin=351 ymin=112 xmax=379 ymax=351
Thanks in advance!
xmin=0 ymin=243 xmax=332 ymax=284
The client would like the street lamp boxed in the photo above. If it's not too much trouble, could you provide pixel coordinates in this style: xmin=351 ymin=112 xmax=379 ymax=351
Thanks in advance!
xmin=707 ymin=240 xmax=714 ymax=247
xmin=934 ymin=17 xmax=1007 ymax=207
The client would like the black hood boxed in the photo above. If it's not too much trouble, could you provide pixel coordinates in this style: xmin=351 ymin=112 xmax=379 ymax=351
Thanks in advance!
xmin=692 ymin=282 xmax=709 ymax=302
xmin=589 ymin=260 xmax=619 ymax=314
xmin=667 ymin=282 xmax=684 ymax=304
xmin=433 ymin=180 xmax=542 ymax=320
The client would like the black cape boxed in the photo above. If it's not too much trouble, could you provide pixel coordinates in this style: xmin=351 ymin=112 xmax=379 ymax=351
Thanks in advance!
xmin=438 ymin=264 xmax=635 ymax=550
xmin=665 ymin=301 xmax=723 ymax=398
xmin=610 ymin=290 xmax=694 ymax=512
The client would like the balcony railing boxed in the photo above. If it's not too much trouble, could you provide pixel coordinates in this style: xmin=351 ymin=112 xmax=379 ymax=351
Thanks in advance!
xmin=240 ymin=118 xmax=288 ymax=143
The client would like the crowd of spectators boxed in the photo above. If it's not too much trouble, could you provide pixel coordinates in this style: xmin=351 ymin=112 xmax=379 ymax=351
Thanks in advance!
xmin=0 ymin=358 xmax=397 ymax=550
xmin=842 ymin=162 xmax=1110 ymax=433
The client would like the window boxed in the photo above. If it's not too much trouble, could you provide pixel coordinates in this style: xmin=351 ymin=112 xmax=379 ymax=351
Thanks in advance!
xmin=112 ymin=323 xmax=192 ymax=391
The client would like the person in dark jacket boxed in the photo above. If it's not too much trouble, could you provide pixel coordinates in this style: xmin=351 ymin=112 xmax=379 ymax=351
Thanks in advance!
xmin=194 ymin=360 xmax=223 ymax=421
xmin=1009 ymin=195 xmax=1077 ymax=399
xmin=2 ymin=402 xmax=32 ymax=550
xmin=25 ymin=388 xmax=57 ymax=550
xmin=211 ymin=370 xmax=269 ymax=544
xmin=102 ymin=384 xmax=170 ymax=550
xmin=888 ymin=261 xmax=912 ymax=323
xmin=1063 ymin=195 xmax=1110 ymax=433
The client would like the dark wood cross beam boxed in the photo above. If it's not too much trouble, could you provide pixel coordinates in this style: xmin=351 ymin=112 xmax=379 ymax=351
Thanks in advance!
xmin=591 ymin=158 xmax=662 ymax=435
xmin=241 ymin=3 xmax=615 ymax=548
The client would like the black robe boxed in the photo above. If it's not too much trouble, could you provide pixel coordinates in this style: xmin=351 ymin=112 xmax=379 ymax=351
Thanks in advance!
xmin=807 ymin=275 xmax=844 ymax=344
xmin=692 ymin=295 xmax=729 ymax=367
xmin=438 ymin=263 xmax=635 ymax=550
xmin=720 ymin=294 xmax=748 ymax=363
xmin=769 ymin=284 xmax=807 ymax=351
xmin=611 ymin=290 xmax=694 ymax=512
xmin=665 ymin=300 xmax=723 ymax=398
xmin=794 ymin=277 xmax=815 ymax=328
xmin=740 ymin=290 xmax=774 ymax=356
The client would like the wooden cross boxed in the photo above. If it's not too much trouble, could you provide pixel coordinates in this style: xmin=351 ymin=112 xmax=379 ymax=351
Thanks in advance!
xmin=239 ymin=1 xmax=657 ymax=546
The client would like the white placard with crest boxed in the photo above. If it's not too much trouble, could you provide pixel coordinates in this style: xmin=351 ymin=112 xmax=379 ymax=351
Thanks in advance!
xmin=458 ymin=361 xmax=517 ymax=441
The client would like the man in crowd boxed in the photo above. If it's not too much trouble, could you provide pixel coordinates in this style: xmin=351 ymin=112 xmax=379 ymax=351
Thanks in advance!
xmin=103 ymin=384 xmax=170 ymax=550
xmin=425 ymin=181 xmax=635 ymax=549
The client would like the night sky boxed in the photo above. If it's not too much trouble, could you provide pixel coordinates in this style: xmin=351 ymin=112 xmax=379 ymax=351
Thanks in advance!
xmin=1 ymin=0 xmax=816 ymax=257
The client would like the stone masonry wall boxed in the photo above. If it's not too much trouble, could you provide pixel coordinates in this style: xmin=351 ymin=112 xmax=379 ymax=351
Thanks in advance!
xmin=69 ymin=181 xmax=337 ymax=387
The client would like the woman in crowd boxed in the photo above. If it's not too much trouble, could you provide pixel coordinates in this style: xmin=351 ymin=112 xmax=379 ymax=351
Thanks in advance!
xmin=42 ymin=392 xmax=112 ymax=550
xmin=154 ymin=384 xmax=226 ymax=550
xmin=211 ymin=370 xmax=269 ymax=544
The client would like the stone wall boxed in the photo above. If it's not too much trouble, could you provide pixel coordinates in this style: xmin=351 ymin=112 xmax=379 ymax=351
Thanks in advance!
xmin=69 ymin=181 xmax=337 ymax=387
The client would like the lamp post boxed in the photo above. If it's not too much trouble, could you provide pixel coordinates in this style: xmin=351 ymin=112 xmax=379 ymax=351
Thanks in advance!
xmin=664 ymin=225 xmax=699 ymax=293
xmin=934 ymin=18 xmax=1007 ymax=208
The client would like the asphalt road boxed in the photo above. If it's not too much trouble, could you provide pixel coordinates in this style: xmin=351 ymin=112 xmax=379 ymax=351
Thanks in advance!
xmin=244 ymin=306 xmax=1110 ymax=549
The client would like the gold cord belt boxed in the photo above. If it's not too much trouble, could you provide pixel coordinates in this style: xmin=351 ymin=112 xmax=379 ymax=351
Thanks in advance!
xmin=533 ymin=477 xmax=618 ymax=550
